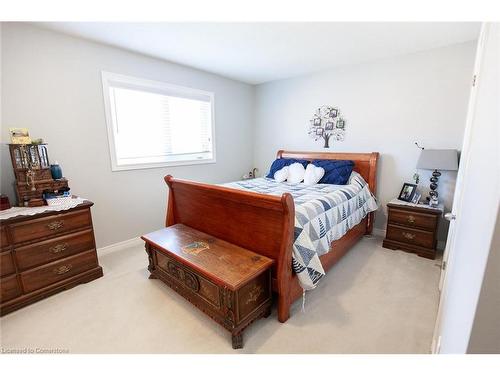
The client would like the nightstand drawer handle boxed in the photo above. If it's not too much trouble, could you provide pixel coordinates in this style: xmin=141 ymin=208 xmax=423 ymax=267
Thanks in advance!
xmin=53 ymin=264 xmax=72 ymax=275
xmin=49 ymin=242 xmax=68 ymax=254
xmin=402 ymin=231 xmax=416 ymax=240
xmin=407 ymin=215 xmax=416 ymax=224
xmin=47 ymin=220 xmax=64 ymax=230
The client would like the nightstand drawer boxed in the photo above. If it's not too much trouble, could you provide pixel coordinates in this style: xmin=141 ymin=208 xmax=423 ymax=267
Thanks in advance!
xmin=386 ymin=224 xmax=434 ymax=249
xmin=388 ymin=208 xmax=437 ymax=230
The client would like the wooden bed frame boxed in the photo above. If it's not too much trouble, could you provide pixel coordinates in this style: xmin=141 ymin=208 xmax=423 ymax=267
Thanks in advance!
xmin=164 ymin=150 xmax=379 ymax=323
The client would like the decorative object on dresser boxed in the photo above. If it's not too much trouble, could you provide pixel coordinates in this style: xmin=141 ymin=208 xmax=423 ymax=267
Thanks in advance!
xmin=9 ymin=128 xmax=32 ymax=144
xmin=416 ymin=149 xmax=459 ymax=207
xmin=8 ymin=143 xmax=70 ymax=207
xmin=382 ymin=199 xmax=443 ymax=259
xmin=142 ymin=224 xmax=273 ymax=349
xmin=0 ymin=195 xmax=11 ymax=211
xmin=308 ymin=105 xmax=346 ymax=148
xmin=0 ymin=200 xmax=103 ymax=316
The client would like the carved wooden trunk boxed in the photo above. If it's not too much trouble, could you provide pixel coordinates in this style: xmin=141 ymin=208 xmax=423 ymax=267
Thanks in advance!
xmin=142 ymin=224 xmax=273 ymax=349
xmin=0 ymin=201 xmax=103 ymax=315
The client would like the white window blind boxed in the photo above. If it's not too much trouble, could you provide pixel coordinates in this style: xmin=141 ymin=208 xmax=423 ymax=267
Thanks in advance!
xmin=102 ymin=72 xmax=215 ymax=171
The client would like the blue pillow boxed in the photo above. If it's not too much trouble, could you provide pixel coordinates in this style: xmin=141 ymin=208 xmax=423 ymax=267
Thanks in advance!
xmin=266 ymin=158 xmax=309 ymax=178
xmin=312 ymin=159 xmax=354 ymax=185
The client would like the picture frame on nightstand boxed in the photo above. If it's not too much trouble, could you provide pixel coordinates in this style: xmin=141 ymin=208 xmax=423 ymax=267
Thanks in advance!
xmin=411 ymin=192 xmax=421 ymax=204
xmin=398 ymin=183 xmax=417 ymax=202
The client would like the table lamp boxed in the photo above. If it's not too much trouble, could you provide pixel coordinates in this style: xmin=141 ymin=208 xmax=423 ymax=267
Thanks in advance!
xmin=416 ymin=149 xmax=458 ymax=207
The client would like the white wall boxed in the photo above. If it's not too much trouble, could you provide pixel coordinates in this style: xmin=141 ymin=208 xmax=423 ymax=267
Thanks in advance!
xmin=1 ymin=23 xmax=255 ymax=248
xmin=254 ymin=42 xmax=476 ymax=240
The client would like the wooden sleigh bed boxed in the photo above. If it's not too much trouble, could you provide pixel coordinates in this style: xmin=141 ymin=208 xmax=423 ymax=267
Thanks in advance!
xmin=163 ymin=150 xmax=379 ymax=323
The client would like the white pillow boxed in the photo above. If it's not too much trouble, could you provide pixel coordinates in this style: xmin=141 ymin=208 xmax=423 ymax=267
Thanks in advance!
xmin=303 ymin=164 xmax=325 ymax=185
xmin=287 ymin=163 xmax=306 ymax=183
xmin=273 ymin=166 xmax=289 ymax=182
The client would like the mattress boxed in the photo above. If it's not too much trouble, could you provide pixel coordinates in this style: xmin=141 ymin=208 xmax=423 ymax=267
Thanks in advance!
xmin=223 ymin=172 xmax=379 ymax=290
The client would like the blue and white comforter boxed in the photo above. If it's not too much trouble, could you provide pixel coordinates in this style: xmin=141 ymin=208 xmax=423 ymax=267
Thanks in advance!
xmin=223 ymin=172 xmax=378 ymax=290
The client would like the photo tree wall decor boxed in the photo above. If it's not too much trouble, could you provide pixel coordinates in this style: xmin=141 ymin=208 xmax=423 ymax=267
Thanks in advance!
xmin=308 ymin=105 xmax=346 ymax=148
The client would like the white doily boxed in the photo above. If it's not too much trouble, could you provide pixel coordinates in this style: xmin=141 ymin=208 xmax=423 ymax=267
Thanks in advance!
xmin=0 ymin=197 xmax=88 ymax=220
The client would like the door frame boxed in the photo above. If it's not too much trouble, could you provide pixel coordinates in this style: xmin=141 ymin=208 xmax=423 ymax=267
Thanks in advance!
xmin=431 ymin=22 xmax=490 ymax=354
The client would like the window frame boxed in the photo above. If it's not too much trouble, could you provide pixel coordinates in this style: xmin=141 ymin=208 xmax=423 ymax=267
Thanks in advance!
xmin=101 ymin=71 xmax=216 ymax=172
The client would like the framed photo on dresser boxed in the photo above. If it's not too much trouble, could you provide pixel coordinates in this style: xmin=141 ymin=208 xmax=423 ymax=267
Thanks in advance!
xmin=398 ymin=183 xmax=417 ymax=202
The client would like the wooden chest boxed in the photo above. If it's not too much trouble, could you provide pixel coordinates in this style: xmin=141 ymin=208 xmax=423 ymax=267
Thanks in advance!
xmin=382 ymin=200 xmax=443 ymax=259
xmin=0 ymin=201 xmax=103 ymax=315
xmin=142 ymin=224 xmax=274 ymax=349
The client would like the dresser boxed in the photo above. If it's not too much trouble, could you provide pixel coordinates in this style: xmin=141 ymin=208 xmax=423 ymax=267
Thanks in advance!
xmin=382 ymin=199 xmax=443 ymax=259
xmin=0 ymin=201 xmax=103 ymax=316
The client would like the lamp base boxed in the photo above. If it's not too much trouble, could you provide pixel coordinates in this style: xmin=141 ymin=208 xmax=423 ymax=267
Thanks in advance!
xmin=429 ymin=196 xmax=439 ymax=207
xmin=425 ymin=169 xmax=441 ymax=207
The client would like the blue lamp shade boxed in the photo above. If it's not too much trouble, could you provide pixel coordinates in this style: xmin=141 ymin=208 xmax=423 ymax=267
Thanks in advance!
xmin=416 ymin=149 xmax=458 ymax=171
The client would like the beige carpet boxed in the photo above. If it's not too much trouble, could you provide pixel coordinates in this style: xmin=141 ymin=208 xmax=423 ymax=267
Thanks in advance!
xmin=0 ymin=236 xmax=441 ymax=353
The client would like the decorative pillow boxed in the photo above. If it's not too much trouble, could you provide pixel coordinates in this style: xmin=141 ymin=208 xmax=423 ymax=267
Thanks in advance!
xmin=273 ymin=166 xmax=289 ymax=182
xmin=312 ymin=159 xmax=354 ymax=185
xmin=266 ymin=158 xmax=309 ymax=178
xmin=303 ymin=164 xmax=325 ymax=185
xmin=287 ymin=162 xmax=306 ymax=183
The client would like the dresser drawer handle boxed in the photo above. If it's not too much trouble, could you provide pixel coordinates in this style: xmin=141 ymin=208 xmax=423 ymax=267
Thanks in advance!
xmin=47 ymin=220 xmax=64 ymax=230
xmin=53 ymin=264 xmax=72 ymax=275
xmin=402 ymin=231 xmax=416 ymax=240
xmin=407 ymin=215 xmax=416 ymax=224
xmin=49 ymin=243 xmax=68 ymax=254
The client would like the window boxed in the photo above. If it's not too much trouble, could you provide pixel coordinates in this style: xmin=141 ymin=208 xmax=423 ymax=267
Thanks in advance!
xmin=101 ymin=72 xmax=215 ymax=171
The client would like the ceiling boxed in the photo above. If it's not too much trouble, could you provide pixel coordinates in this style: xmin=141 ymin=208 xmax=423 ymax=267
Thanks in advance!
xmin=36 ymin=22 xmax=480 ymax=84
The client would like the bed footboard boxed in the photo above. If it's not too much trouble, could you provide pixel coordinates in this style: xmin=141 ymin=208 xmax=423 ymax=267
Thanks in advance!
xmin=164 ymin=175 xmax=295 ymax=322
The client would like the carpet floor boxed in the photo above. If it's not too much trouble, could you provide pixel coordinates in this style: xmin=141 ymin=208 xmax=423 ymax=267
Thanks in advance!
xmin=0 ymin=236 xmax=441 ymax=353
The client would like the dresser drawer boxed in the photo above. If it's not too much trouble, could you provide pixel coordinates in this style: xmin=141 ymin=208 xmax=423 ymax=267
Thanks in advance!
xmin=388 ymin=208 xmax=437 ymax=230
xmin=1 ymin=251 xmax=16 ymax=277
xmin=155 ymin=250 xmax=222 ymax=311
xmin=10 ymin=209 xmax=92 ymax=244
xmin=1 ymin=275 xmax=22 ymax=303
xmin=386 ymin=224 xmax=434 ymax=249
xmin=1 ymin=226 xmax=9 ymax=250
xmin=21 ymin=250 xmax=98 ymax=293
xmin=15 ymin=229 xmax=95 ymax=271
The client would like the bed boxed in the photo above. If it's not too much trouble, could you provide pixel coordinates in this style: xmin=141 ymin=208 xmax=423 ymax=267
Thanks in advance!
xmin=163 ymin=150 xmax=379 ymax=322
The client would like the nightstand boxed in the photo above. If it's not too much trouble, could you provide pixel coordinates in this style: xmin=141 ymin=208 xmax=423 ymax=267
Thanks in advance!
xmin=382 ymin=199 xmax=443 ymax=260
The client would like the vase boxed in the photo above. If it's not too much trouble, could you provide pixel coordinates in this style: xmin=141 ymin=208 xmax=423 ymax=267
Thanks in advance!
xmin=50 ymin=162 xmax=63 ymax=180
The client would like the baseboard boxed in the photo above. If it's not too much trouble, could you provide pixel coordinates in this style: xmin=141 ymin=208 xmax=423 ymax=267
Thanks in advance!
xmin=97 ymin=237 xmax=143 ymax=255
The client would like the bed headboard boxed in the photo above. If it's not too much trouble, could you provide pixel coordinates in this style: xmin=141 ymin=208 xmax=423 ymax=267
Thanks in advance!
xmin=277 ymin=150 xmax=379 ymax=235
xmin=276 ymin=150 xmax=379 ymax=196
